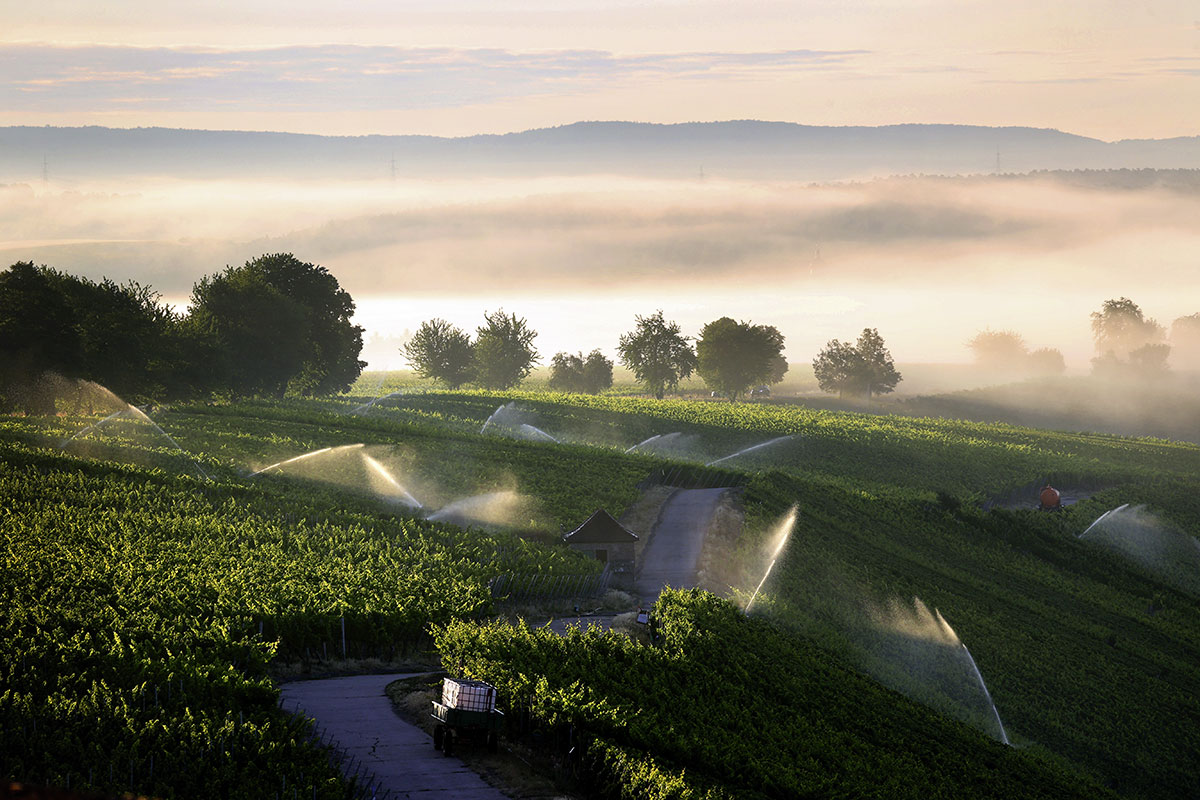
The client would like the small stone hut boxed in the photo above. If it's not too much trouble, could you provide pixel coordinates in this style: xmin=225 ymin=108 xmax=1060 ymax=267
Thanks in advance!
xmin=563 ymin=509 xmax=640 ymax=584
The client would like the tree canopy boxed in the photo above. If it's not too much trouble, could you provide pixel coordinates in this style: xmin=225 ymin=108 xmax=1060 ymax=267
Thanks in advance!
xmin=1089 ymin=297 xmax=1169 ymax=378
xmin=1 ymin=255 xmax=365 ymax=409
xmin=812 ymin=328 xmax=901 ymax=400
xmin=242 ymin=253 xmax=365 ymax=396
xmin=403 ymin=318 xmax=475 ymax=389
xmin=966 ymin=330 xmax=1028 ymax=371
xmin=1090 ymin=297 xmax=1164 ymax=359
xmin=617 ymin=310 xmax=697 ymax=400
xmin=188 ymin=254 xmax=364 ymax=398
xmin=473 ymin=310 xmax=539 ymax=390
xmin=0 ymin=262 xmax=83 ymax=413
xmin=1169 ymin=313 xmax=1200 ymax=370
xmin=188 ymin=266 xmax=311 ymax=398
xmin=695 ymin=317 xmax=787 ymax=402
xmin=1027 ymin=347 xmax=1067 ymax=376
xmin=549 ymin=350 xmax=614 ymax=394
xmin=0 ymin=262 xmax=199 ymax=412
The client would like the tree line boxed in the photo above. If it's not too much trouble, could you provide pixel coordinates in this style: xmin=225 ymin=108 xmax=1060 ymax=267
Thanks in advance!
xmin=406 ymin=308 xmax=902 ymax=401
xmin=966 ymin=298 xmax=1200 ymax=379
xmin=0 ymin=255 xmax=364 ymax=414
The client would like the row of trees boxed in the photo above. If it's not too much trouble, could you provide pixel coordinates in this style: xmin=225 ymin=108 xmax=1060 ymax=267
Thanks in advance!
xmin=1089 ymin=297 xmax=1199 ymax=377
xmin=0 ymin=255 xmax=364 ymax=413
xmin=967 ymin=298 xmax=1200 ymax=380
xmin=405 ymin=309 xmax=902 ymax=401
xmin=402 ymin=312 xmax=540 ymax=390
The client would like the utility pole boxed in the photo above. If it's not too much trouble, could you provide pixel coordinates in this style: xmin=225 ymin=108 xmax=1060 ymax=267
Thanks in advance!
xmin=42 ymin=155 xmax=48 ymax=183
xmin=390 ymin=152 xmax=396 ymax=183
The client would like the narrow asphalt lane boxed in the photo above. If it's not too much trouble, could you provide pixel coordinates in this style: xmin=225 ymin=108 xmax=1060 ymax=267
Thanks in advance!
xmin=280 ymin=673 xmax=508 ymax=800
xmin=635 ymin=487 xmax=726 ymax=602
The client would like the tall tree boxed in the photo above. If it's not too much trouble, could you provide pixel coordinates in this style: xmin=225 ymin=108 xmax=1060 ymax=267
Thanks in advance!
xmin=1090 ymin=297 xmax=1164 ymax=360
xmin=549 ymin=349 xmax=614 ymax=394
xmin=695 ymin=317 xmax=788 ymax=402
xmin=187 ymin=267 xmax=310 ymax=398
xmin=966 ymin=330 xmax=1028 ymax=373
xmin=0 ymin=262 xmax=82 ymax=413
xmin=403 ymin=318 xmax=475 ymax=388
xmin=617 ymin=310 xmax=697 ymax=400
xmin=581 ymin=349 xmax=615 ymax=394
xmin=188 ymin=254 xmax=364 ymax=398
xmin=52 ymin=275 xmax=183 ymax=404
xmin=473 ymin=309 xmax=539 ymax=390
xmin=812 ymin=328 xmax=901 ymax=400
xmin=1027 ymin=347 xmax=1067 ymax=376
xmin=854 ymin=328 xmax=902 ymax=398
xmin=244 ymin=253 xmax=365 ymax=395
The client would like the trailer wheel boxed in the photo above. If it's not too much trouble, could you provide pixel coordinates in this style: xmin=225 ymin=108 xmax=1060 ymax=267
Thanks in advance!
xmin=487 ymin=731 xmax=499 ymax=753
xmin=443 ymin=729 xmax=454 ymax=757
xmin=433 ymin=724 xmax=444 ymax=751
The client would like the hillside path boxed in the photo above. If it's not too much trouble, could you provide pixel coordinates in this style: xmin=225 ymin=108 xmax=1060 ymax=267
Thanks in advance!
xmin=280 ymin=673 xmax=508 ymax=800
xmin=635 ymin=487 xmax=726 ymax=602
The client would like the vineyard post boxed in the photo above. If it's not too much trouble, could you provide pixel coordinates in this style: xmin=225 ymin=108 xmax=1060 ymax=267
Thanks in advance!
xmin=341 ymin=616 xmax=346 ymax=658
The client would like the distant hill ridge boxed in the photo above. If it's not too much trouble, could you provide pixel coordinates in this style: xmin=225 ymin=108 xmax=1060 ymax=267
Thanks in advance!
xmin=3 ymin=120 xmax=1199 ymax=182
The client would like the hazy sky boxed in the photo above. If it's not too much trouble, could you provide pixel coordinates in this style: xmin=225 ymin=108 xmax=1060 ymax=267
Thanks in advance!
xmin=4 ymin=2 xmax=1198 ymax=375
xmin=3 ymin=0 xmax=1199 ymax=139
xmin=5 ymin=172 xmax=1198 ymax=370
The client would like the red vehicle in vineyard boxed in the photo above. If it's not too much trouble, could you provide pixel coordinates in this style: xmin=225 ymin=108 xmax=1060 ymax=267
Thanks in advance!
xmin=1038 ymin=484 xmax=1062 ymax=512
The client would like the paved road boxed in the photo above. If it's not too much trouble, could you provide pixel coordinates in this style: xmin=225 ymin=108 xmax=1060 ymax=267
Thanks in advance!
xmin=280 ymin=673 xmax=508 ymax=800
xmin=635 ymin=487 xmax=726 ymax=602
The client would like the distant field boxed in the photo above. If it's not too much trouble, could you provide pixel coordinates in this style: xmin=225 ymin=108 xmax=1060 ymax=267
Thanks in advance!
xmin=3 ymin=389 xmax=1198 ymax=797
xmin=354 ymin=366 xmax=1200 ymax=446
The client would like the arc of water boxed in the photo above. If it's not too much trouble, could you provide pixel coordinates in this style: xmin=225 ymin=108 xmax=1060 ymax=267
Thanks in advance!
xmin=625 ymin=434 xmax=663 ymax=454
xmin=1079 ymin=503 xmax=1130 ymax=539
xmin=933 ymin=608 xmax=958 ymax=645
xmin=425 ymin=490 xmax=518 ymax=524
xmin=519 ymin=424 xmax=559 ymax=443
xmin=349 ymin=390 xmax=404 ymax=415
xmin=961 ymin=644 xmax=1010 ymax=745
xmin=746 ymin=505 xmax=798 ymax=613
xmin=61 ymin=405 xmax=210 ymax=480
xmin=126 ymin=407 xmax=211 ymax=480
xmin=706 ymin=435 xmax=792 ymax=467
xmin=361 ymin=454 xmax=423 ymax=509
xmin=248 ymin=443 xmax=364 ymax=477
xmin=745 ymin=558 xmax=778 ymax=613
xmin=59 ymin=408 xmax=129 ymax=447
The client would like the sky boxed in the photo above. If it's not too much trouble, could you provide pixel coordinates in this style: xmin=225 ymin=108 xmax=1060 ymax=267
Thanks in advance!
xmin=3 ymin=1 xmax=1199 ymax=377
xmin=3 ymin=0 xmax=1199 ymax=140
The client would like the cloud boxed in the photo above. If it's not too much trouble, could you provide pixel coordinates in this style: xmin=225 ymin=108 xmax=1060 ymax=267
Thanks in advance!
xmin=0 ymin=43 xmax=868 ymax=112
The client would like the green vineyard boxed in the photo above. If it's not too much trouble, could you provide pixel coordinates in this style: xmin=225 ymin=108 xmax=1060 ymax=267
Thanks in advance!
xmin=3 ymin=387 xmax=1199 ymax=798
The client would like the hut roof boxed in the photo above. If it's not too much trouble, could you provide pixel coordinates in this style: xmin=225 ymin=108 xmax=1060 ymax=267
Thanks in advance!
xmin=564 ymin=509 xmax=639 ymax=543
